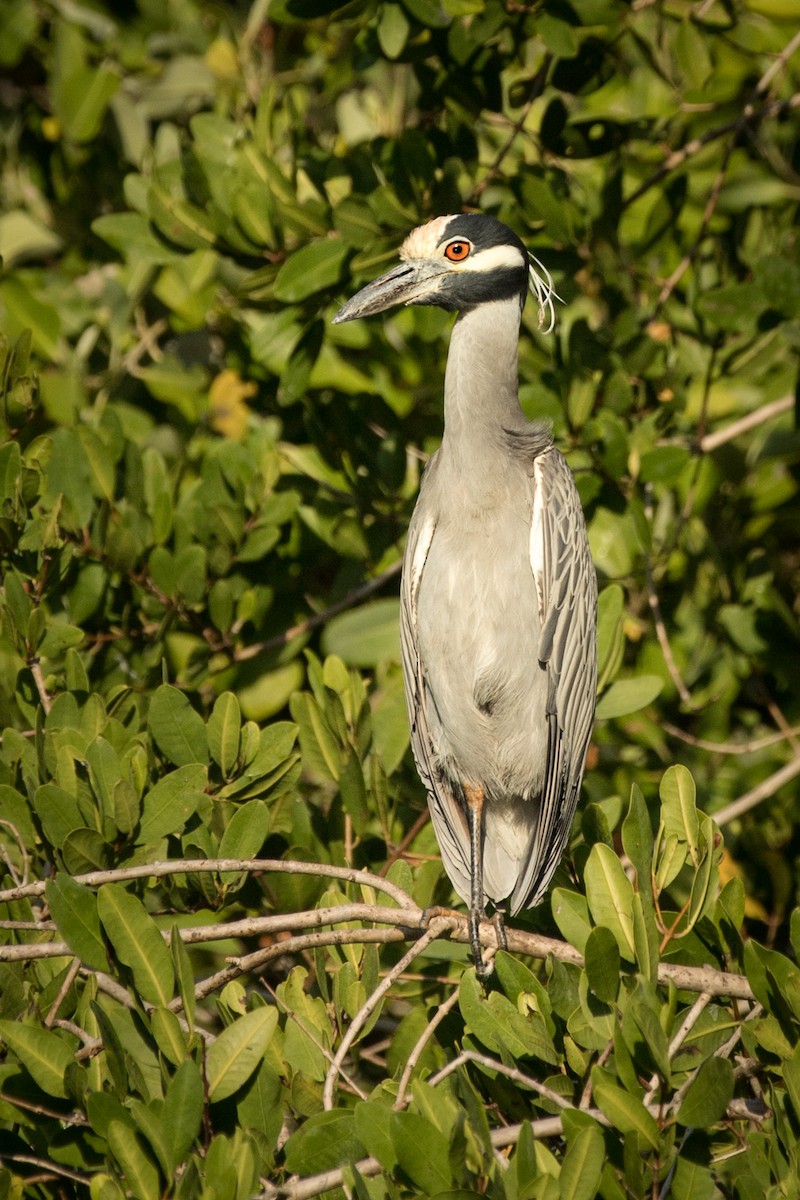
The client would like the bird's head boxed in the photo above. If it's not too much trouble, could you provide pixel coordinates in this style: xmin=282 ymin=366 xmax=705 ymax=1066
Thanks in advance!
xmin=333 ymin=213 xmax=558 ymax=330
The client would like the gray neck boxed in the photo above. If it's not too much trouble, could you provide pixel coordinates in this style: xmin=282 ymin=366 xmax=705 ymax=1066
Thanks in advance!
xmin=440 ymin=298 xmax=525 ymax=472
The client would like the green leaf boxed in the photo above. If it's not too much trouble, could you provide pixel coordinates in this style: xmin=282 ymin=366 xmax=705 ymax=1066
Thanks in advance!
xmin=274 ymin=239 xmax=349 ymax=302
xmin=584 ymin=843 xmax=636 ymax=961
xmin=171 ymin=927 xmax=196 ymax=1036
xmin=207 ymin=691 xmax=241 ymax=777
xmin=621 ymin=784 xmax=653 ymax=893
xmin=596 ymin=584 xmax=625 ymax=692
xmin=150 ymin=1006 xmax=187 ymax=1066
xmin=206 ymin=1007 xmax=278 ymax=1102
xmin=289 ymin=691 xmax=342 ymax=782
xmin=584 ymin=926 xmax=620 ymax=1004
xmin=551 ymin=888 xmax=592 ymax=954
xmin=97 ymin=884 xmax=175 ymax=1007
xmin=57 ymin=65 xmax=120 ymax=142
xmin=107 ymin=1121 xmax=161 ymax=1200
xmin=45 ymin=874 xmax=107 ymax=970
xmin=321 ymin=598 xmax=401 ymax=667
xmin=218 ymin=799 xmax=270 ymax=880
xmin=391 ymin=1110 xmax=453 ymax=1193
xmin=129 ymin=1098 xmax=175 ymax=1177
xmin=137 ymin=763 xmax=208 ymax=844
xmin=0 ymin=1021 xmax=74 ymax=1098
xmin=591 ymin=1069 xmax=659 ymax=1150
xmin=559 ymin=1123 xmax=605 ymax=1200
xmin=62 ymin=827 xmax=113 ymax=874
xmin=33 ymin=783 xmax=83 ymax=848
xmin=38 ymin=621 xmax=84 ymax=659
xmin=676 ymin=1056 xmax=734 ymax=1128
xmin=354 ymin=1100 xmax=399 ymax=1172
xmin=147 ymin=684 xmax=209 ymax=766
xmin=165 ymin=1059 xmax=204 ymax=1164
xmin=596 ymin=675 xmax=663 ymax=720
xmin=283 ymin=1109 xmax=366 ymax=1174
xmin=459 ymin=969 xmax=558 ymax=1063
xmin=659 ymin=765 xmax=700 ymax=861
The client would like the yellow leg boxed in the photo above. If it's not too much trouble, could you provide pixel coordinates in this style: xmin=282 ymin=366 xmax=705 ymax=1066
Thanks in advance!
xmin=464 ymin=784 xmax=490 ymax=978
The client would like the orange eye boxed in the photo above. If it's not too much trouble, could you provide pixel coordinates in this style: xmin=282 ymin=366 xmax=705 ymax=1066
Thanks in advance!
xmin=444 ymin=240 xmax=471 ymax=262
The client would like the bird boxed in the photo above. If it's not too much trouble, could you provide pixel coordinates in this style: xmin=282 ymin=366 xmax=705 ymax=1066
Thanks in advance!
xmin=333 ymin=213 xmax=597 ymax=975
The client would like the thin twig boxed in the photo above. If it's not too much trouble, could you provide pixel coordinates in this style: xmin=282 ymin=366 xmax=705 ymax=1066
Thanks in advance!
xmin=0 ymin=858 xmax=414 ymax=908
xmin=379 ymin=808 xmax=431 ymax=876
xmin=643 ymin=991 xmax=712 ymax=1107
xmin=663 ymin=720 xmax=800 ymax=756
xmin=657 ymin=140 xmax=735 ymax=307
xmin=469 ymin=65 xmax=548 ymax=201
xmin=44 ymin=958 xmax=82 ymax=1028
xmin=698 ymin=394 xmax=794 ymax=454
xmin=233 ymin=561 xmax=402 ymax=662
xmin=644 ymin=556 xmax=695 ymax=708
xmin=1 ymin=1156 xmax=91 ymax=1186
xmin=193 ymin=927 xmax=411 ymax=1002
xmin=428 ymin=1049 xmax=572 ymax=1111
xmin=667 ymin=1003 xmax=762 ymax=1116
xmin=622 ymin=92 xmax=800 ymax=211
xmin=713 ymin=756 xmax=800 ymax=826
xmin=395 ymin=986 xmax=461 ymax=1109
xmin=28 ymin=658 xmax=52 ymax=714
xmin=322 ymin=918 xmax=455 ymax=1109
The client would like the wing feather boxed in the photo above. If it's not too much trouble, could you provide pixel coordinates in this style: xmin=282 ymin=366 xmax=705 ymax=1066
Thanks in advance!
xmin=399 ymin=455 xmax=473 ymax=905
xmin=510 ymin=447 xmax=597 ymax=913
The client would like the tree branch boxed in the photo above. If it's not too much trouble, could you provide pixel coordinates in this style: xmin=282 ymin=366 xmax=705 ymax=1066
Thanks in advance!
xmin=713 ymin=755 xmax=800 ymax=826
xmin=698 ymin=394 xmax=794 ymax=454
xmin=0 ymin=858 xmax=756 ymax=1000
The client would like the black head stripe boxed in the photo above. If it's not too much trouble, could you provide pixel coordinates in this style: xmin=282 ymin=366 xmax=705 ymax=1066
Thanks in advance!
xmin=435 ymin=269 xmax=528 ymax=309
xmin=438 ymin=214 xmax=528 ymax=260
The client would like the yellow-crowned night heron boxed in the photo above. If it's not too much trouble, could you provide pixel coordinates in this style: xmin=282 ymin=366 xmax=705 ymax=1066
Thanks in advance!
xmin=334 ymin=214 xmax=597 ymax=974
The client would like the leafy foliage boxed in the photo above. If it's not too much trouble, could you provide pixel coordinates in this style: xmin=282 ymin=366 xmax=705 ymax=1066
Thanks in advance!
xmin=1 ymin=0 xmax=800 ymax=1196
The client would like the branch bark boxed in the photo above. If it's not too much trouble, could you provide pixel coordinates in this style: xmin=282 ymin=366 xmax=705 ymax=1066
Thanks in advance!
xmin=0 ymin=858 xmax=755 ymax=1000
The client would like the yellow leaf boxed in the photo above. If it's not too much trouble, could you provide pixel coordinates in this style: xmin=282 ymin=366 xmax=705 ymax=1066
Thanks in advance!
xmin=209 ymin=369 xmax=257 ymax=439
xmin=718 ymin=847 xmax=769 ymax=922
xmin=205 ymin=38 xmax=240 ymax=81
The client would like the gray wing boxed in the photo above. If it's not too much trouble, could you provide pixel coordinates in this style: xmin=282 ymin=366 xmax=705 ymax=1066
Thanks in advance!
xmin=509 ymin=445 xmax=597 ymax=913
xmin=399 ymin=455 xmax=473 ymax=905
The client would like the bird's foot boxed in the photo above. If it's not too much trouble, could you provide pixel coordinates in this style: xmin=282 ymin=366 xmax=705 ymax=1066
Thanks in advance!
xmin=493 ymin=910 xmax=508 ymax=953
xmin=420 ymin=904 xmax=462 ymax=927
xmin=469 ymin=908 xmax=494 ymax=979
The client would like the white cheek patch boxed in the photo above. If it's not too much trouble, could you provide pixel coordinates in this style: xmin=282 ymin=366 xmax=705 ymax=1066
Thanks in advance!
xmin=457 ymin=243 xmax=527 ymax=273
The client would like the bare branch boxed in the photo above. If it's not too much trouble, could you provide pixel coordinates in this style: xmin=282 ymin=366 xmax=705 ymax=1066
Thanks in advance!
xmin=395 ymin=986 xmax=461 ymax=1109
xmin=664 ymin=719 xmax=800 ymax=756
xmin=28 ymin=658 xmax=52 ymax=715
xmin=232 ymin=559 xmax=402 ymax=662
xmin=644 ymin=554 xmax=696 ymax=708
xmin=322 ymin=918 xmax=455 ymax=1109
xmin=713 ymin=756 xmax=800 ymax=826
xmin=698 ymin=394 xmax=794 ymax=454
xmin=0 ymin=858 xmax=414 ymax=908
xmin=643 ymin=991 xmax=712 ymax=1106
xmin=428 ymin=1049 xmax=572 ymax=1110
xmin=0 ymin=859 xmax=756 ymax=999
